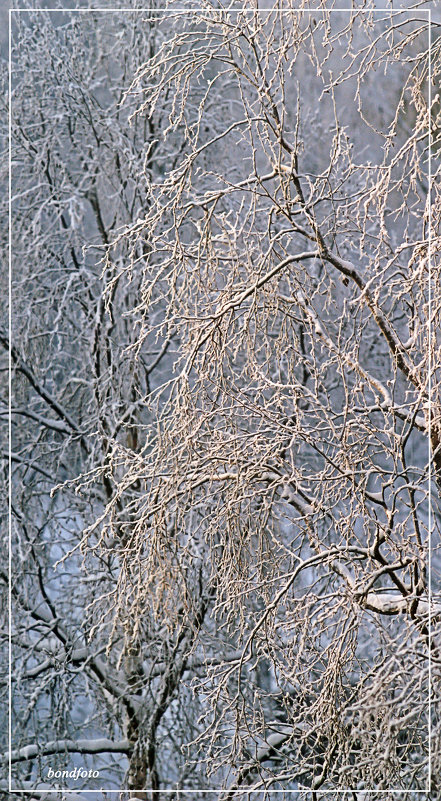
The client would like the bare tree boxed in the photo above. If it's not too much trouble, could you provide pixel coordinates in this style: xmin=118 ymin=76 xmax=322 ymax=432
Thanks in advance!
xmin=2 ymin=6 xmax=207 ymax=797
xmin=2 ymin=2 xmax=440 ymax=799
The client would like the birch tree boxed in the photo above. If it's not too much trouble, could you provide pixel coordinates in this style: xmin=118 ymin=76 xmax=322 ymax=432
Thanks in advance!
xmin=2 ymin=2 xmax=440 ymax=799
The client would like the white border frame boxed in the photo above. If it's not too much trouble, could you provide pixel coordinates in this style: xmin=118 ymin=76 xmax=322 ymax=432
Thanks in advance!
xmin=8 ymin=5 xmax=433 ymax=795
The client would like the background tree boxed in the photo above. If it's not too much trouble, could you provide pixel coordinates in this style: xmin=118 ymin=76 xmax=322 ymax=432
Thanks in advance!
xmin=1 ymin=2 xmax=440 ymax=799
xmin=1 ymin=6 xmax=209 ymax=797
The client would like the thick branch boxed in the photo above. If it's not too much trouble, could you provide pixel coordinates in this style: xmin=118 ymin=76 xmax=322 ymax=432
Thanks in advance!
xmin=5 ymin=738 xmax=131 ymax=764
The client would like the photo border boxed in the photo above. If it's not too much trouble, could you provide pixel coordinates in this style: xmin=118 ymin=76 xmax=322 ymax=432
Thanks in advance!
xmin=8 ymin=5 xmax=433 ymax=795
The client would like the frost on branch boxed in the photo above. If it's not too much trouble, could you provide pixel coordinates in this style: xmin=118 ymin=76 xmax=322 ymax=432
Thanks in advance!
xmin=3 ymin=3 xmax=440 ymax=797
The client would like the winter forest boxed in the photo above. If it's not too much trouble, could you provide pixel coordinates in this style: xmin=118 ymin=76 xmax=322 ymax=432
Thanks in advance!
xmin=1 ymin=2 xmax=441 ymax=799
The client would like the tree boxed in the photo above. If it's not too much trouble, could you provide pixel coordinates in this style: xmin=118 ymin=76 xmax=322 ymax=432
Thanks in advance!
xmin=2 ymin=2 xmax=440 ymax=799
